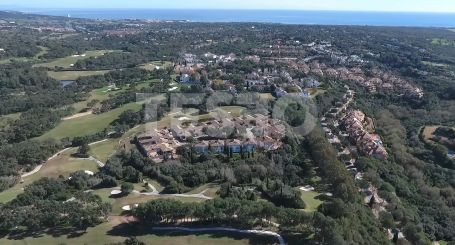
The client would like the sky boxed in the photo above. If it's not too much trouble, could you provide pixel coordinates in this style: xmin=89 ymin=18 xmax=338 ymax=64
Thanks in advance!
xmin=1 ymin=0 xmax=455 ymax=13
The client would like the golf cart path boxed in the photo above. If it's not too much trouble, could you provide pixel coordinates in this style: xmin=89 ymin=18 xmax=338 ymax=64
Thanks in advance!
xmin=152 ymin=226 xmax=285 ymax=245
xmin=21 ymin=139 xmax=108 ymax=178
xmin=21 ymin=147 xmax=71 ymax=178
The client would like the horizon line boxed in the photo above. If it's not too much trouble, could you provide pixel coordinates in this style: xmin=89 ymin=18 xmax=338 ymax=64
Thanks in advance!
xmin=1 ymin=7 xmax=455 ymax=14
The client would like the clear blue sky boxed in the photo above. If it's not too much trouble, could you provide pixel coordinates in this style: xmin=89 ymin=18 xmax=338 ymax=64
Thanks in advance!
xmin=2 ymin=0 xmax=455 ymax=13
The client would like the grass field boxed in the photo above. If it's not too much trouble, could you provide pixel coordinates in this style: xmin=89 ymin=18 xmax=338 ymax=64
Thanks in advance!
xmin=70 ymin=93 xmax=108 ymax=114
xmin=0 ymin=46 xmax=49 ymax=64
xmin=39 ymin=102 xmax=142 ymax=140
xmin=89 ymin=139 xmax=119 ymax=163
xmin=90 ymin=180 xmax=216 ymax=216
xmin=70 ymin=86 xmax=126 ymax=114
xmin=68 ymin=79 xmax=153 ymax=115
xmin=0 ymin=126 xmax=143 ymax=203
xmin=0 ymin=112 xmax=21 ymax=127
xmin=91 ymin=185 xmax=206 ymax=216
xmin=0 ymin=216 xmax=262 ymax=245
xmin=306 ymin=88 xmax=327 ymax=98
xmin=197 ymin=106 xmax=246 ymax=121
xmin=145 ymin=179 xmax=165 ymax=192
xmin=431 ymin=38 xmax=455 ymax=46
xmin=34 ymin=50 xmax=116 ymax=69
xmin=0 ymin=151 xmax=100 ymax=203
xmin=186 ymin=183 xmax=220 ymax=198
xmin=0 ymin=58 xmax=21 ymax=64
xmin=135 ymin=106 xmax=246 ymax=131
xmin=48 ymin=70 xmax=111 ymax=80
xmin=0 ymin=104 xmax=285 ymax=244
xmin=299 ymin=190 xmax=323 ymax=212
xmin=139 ymin=61 xmax=173 ymax=71
xmin=45 ymin=33 xmax=80 ymax=40
xmin=422 ymin=61 xmax=449 ymax=68
xmin=214 ymin=106 xmax=246 ymax=116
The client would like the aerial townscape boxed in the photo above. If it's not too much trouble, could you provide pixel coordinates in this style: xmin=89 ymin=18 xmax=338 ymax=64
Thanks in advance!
xmin=136 ymin=113 xmax=285 ymax=162
xmin=0 ymin=5 xmax=454 ymax=245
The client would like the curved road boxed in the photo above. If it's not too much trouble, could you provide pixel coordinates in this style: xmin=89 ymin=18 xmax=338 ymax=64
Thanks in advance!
xmin=21 ymin=139 xmax=108 ymax=178
xmin=152 ymin=226 xmax=285 ymax=245
xmin=21 ymin=147 xmax=71 ymax=178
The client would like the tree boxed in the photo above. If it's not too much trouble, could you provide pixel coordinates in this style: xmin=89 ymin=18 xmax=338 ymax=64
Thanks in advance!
xmin=379 ymin=211 xmax=395 ymax=229
xmin=117 ymin=110 xmax=142 ymax=128
xmin=123 ymin=166 xmax=142 ymax=183
xmin=121 ymin=183 xmax=134 ymax=195
xmin=77 ymin=143 xmax=91 ymax=158
xmin=123 ymin=237 xmax=145 ymax=245
xmin=284 ymin=102 xmax=306 ymax=127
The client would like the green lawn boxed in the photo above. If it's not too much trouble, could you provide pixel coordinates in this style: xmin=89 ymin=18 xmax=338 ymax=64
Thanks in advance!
xmin=0 ymin=152 xmax=100 ymax=204
xmin=0 ymin=112 xmax=21 ymax=127
xmin=186 ymin=183 xmax=220 ymax=198
xmin=214 ymin=106 xmax=246 ymax=116
xmin=39 ymin=102 xmax=142 ymax=141
xmin=139 ymin=61 xmax=173 ymax=71
xmin=431 ymin=38 xmax=455 ymax=46
xmin=145 ymin=179 xmax=165 ymax=192
xmin=35 ymin=46 xmax=50 ymax=57
xmin=299 ymin=190 xmax=323 ymax=212
xmin=136 ymin=106 xmax=246 ymax=132
xmin=70 ymin=87 xmax=126 ymax=114
xmin=34 ymin=50 xmax=117 ymax=69
xmin=306 ymin=88 xmax=326 ymax=98
xmin=48 ymin=70 xmax=111 ymax=80
xmin=68 ymin=79 xmax=155 ymax=115
xmin=133 ymin=79 xmax=158 ymax=90
xmin=0 ymin=216 xmax=263 ymax=245
xmin=0 ymin=46 xmax=48 ymax=64
xmin=197 ymin=106 xmax=246 ymax=122
xmin=0 ymin=119 xmax=149 ymax=203
xmin=90 ymin=187 xmax=205 ymax=216
xmin=422 ymin=61 xmax=449 ymax=68
xmin=70 ymin=95 xmax=106 ymax=114
xmin=89 ymin=139 xmax=119 ymax=163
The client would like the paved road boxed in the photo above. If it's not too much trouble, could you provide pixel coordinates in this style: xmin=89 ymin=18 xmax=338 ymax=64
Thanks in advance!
xmin=88 ymin=139 xmax=108 ymax=146
xmin=81 ymin=156 xmax=105 ymax=168
xmin=21 ymin=147 xmax=71 ymax=178
xmin=152 ymin=226 xmax=285 ymax=245
xmin=20 ymin=139 xmax=107 ymax=178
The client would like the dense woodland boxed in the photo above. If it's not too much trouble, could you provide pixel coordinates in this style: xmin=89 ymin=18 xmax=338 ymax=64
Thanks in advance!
xmin=0 ymin=10 xmax=454 ymax=244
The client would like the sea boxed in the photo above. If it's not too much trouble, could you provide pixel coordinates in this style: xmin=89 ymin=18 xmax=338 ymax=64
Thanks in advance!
xmin=10 ymin=9 xmax=455 ymax=27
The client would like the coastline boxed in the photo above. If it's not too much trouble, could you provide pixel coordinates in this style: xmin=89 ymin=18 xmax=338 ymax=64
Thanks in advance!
xmin=1 ymin=9 xmax=455 ymax=27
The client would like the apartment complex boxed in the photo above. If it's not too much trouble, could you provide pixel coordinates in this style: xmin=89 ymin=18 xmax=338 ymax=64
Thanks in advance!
xmin=135 ymin=114 xmax=286 ymax=162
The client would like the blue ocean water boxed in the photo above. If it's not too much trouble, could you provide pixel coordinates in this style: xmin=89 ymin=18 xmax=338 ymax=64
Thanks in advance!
xmin=12 ymin=9 xmax=455 ymax=27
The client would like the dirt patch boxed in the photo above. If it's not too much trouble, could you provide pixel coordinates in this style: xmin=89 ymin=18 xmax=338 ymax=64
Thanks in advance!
xmin=108 ymin=215 xmax=138 ymax=225
xmin=422 ymin=126 xmax=440 ymax=140
xmin=63 ymin=110 xmax=93 ymax=120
